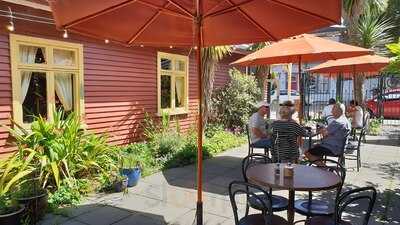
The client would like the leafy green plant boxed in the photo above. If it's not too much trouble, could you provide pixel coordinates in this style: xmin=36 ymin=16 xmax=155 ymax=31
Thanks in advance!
xmin=119 ymin=143 xmax=156 ymax=176
xmin=211 ymin=68 xmax=262 ymax=131
xmin=2 ymin=110 xmax=117 ymax=190
xmin=48 ymin=179 xmax=82 ymax=211
xmin=204 ymin=130 xmax=246 ymax=155
xmin=0 ymin=195 xmax=19 ymax=215
xmin=368 ymin=117 xmax=383 ymax=135
xmin=13 ymin=178 xmax=46 ymax=199
xmin=386 ymin=38 xmax=400 ymax=74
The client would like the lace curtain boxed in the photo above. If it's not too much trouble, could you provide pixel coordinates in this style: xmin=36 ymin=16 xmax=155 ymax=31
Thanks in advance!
xmin=55 ymin=73 xmax=73 ymax=111
xmin=175 ymin=77 xmax=184 ymax=107
xmin=19 ymin=46 xmax=38 ymax=102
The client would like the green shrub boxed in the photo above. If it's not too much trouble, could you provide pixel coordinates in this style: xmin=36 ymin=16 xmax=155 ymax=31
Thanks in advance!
xmin=210 ymin=68 xmax=262 ymax=131
xmin=48 ymin=179 xmax=82 ymax=211
xmin=368 ymin=118 xmax=383 ymax=135
xmin=2 ymin=110 xmax=118 ymax=191
xmin=0 ymin=195 xmax=19 ymax=215
xmin=120 ymin=143 xmax=158 ymax=177
xmin=204 ymin=130 xmax=246 ymax=155
xmin=205 ymin=123 xmax=224 ymax=138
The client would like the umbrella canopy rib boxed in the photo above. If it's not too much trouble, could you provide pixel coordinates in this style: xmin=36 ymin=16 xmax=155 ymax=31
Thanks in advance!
xmin=128 ymin=2 xmax=171 ymax=45
xmin=167 ymin=0 xmax=195 ymax=17
xmin=136 ymin=1 xmax=193 ymax=19
xmin=204 ymin=0 xmax=256 ymax=18
xmin=226 ymin=0 xmax=277 ymax=41
xmin=64 ymin=0 xmax=139 ymax=28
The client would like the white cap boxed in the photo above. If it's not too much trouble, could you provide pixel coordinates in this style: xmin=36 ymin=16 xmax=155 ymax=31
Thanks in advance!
xmin=255 ymin=101 xmax=269 ymax=109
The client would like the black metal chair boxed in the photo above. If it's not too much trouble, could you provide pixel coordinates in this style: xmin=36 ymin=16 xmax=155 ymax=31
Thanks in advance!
xmin=305 ymin=186 xmax=377 ymax=225
xmin=344 ymin=127 xmax=366 ymax=172
xmin=351 ymin=110 xmax=369 ymax=143
xmin=228 ymin=181 xmax=289 ymax=225
xmin=324 ymin=129 xmax=350 ymax=166
xmin=294 ymin=159 xmax=346 ymax=218
xmin=246 ymin=124 xmax=269 ymax=156
xmin=242 ymin=154 xmax=288 ymax=214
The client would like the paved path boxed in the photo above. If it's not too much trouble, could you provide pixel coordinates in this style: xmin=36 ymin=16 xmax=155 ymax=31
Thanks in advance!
xmin=40 ymin=135 xmax=400 ymax=225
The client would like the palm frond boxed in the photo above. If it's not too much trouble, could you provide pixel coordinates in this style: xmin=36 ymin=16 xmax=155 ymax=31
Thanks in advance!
xmin=355 ymin=10 xmax=394 ymax=53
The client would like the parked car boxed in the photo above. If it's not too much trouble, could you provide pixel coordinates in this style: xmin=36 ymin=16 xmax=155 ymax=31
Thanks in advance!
xmin=270 ymin=90 xmax=300 ymax=105
xmin=365 ymin=89 xmax=400 ymax=119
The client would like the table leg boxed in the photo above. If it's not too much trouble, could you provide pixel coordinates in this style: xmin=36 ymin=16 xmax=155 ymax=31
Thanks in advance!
xmin=288 ymin=189 xmax=295 ymax=224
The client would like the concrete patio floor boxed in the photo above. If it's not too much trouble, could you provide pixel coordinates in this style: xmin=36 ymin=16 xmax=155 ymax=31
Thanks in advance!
xmin=40 ymin=134 xmax=400 ymax=225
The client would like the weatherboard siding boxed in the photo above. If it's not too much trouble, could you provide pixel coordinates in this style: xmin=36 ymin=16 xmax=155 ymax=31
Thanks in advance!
xmin=0 ymin=27 xmax=239 ymax=155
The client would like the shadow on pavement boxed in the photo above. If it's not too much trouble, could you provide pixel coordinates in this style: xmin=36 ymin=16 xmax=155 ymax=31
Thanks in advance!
xmin=39 ymin=204 xmax=168 ymax=225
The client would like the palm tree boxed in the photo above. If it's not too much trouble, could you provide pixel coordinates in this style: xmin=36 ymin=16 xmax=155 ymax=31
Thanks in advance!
xmin=201 ymin=46 xmax=232 ymax=131
xmin=342 ymin=0 xmax=393 ymax=103
xmin=247 ymin=42 xmax=271 ymax=101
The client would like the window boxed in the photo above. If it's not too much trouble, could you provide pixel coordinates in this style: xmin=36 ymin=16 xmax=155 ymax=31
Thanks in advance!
xmin=157 ymin=52 xmax=188 ymax=115
xmin=10 ymin=34 xmax=84 ymax=127
xmin=316 ymin=75 xmax=330 ymax=93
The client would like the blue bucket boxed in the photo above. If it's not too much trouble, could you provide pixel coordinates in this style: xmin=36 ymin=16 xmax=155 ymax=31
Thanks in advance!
xmin=121 ymin=168 xmax=141 ymax=187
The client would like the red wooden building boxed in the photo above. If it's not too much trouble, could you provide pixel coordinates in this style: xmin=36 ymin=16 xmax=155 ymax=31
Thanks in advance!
xmin=0 ymin=1 xmax=245 ymax=155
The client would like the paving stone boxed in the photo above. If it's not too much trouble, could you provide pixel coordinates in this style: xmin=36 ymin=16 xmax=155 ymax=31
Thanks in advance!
xmin=38 ymin=214 xmax=69 ymax=225
xmin=112 ymin=214 xmax=166 ymax=225
xmin=114 ymin=193 xmax=161 ymax=211
xmin=74 ymin=205 xmax=132 ymax=225
xmin=168 ymin=209 xmax=227 ymax=225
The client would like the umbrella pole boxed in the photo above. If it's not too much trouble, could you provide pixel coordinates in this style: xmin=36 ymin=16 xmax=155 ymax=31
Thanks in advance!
xmin=195 ymin=1 xmax=203 ymax=224
xmin=298 ymin=56 xmax=303 ymax=123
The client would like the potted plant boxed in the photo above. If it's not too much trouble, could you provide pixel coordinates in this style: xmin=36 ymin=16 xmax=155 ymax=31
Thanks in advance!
xmin=0 ymin=195 xmax=25 ymax=225
xmin=113 ymin=174 xmax=128 ymax=193
xmin=14 ymin=178 xmax=48 ymax=224
xmin=120 ymin=153 xmax=142 ymax=187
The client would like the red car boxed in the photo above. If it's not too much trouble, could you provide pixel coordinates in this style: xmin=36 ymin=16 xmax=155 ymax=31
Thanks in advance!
xmin=365 ymin=89 xmax=400 ymax=119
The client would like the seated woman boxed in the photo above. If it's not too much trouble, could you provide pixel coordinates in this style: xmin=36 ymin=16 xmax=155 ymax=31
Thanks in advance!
xmin=270 ymin=101 xmax=310 ymax=163
xmin=347 ymin=100 xmax=364 ymax=129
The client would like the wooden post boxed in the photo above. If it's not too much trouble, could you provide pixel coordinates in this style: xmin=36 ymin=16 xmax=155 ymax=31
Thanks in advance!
xmin=195 ymin=1 xmax=203 ymax=224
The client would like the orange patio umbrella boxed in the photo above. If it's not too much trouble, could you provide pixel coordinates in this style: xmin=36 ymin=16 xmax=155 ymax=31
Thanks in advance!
xmin=307 ymin=54 xmax=390 ymax=75
xmin=232 ymin=34 xmax=373 ymax=121
xmin=48 ymin=1 xmax=342 ymax=224
xmin=308 ymin=54 xmax=390 ymax=100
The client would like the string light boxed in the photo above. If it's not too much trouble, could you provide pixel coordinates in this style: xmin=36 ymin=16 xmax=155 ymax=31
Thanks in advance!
xmin=140 ymin=45 xmax=144 ymax=47
xmin=169 ymin=45 xmax=173 ymax=49
xmin=6 ymin=7 xmax=14 ymax=32
xmin=104 ymin=39 xmax=109 ymax=44
xmin=194 ymin=46 xmax=198 ymax=50
xmin=62 ymin=29 xmax=68 ymax=38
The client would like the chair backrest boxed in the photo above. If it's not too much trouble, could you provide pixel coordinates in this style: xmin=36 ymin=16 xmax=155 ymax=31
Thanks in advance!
xmin=335 ymin=186 xmax=377 ymax=225
xmin=309 ymin=159 xmax=346 ymax=193
xmin=356 ymin=127 xmax=367 ymax=149
xmin=229 ymin=181 xmax=273 ymax=225
xmin=363 ymin=111 xmax=371 ymax=132
xmin=242 ymin=153 xmax=272 ymax=182
xmin=342 ymin=129 xmax=351 ymax=152
xmin=245 ymin=124 xmax=251 ymax=144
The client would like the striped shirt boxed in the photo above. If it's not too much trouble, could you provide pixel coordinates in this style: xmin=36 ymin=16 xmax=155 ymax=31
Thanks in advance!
xmin=271 ymin=120 xmax=309 ymax=162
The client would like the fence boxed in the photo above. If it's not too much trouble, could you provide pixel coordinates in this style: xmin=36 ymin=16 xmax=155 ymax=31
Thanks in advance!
xmin=302 ymin=73 xmax=400 ymax=125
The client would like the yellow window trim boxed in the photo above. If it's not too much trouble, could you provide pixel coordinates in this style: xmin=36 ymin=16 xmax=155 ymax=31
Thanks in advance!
xmin=10 ymin=34 xmax=85 ymax=128
xmin=157 ymin=52 xmax=189 ymax=116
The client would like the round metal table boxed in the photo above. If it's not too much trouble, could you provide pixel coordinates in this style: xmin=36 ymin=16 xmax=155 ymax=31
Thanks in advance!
xmin=246 ymin=163 xmax=341 ymax=224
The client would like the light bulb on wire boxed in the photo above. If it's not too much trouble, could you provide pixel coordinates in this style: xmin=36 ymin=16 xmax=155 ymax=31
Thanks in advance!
xmin=6 ymin=7 xmax=14 ymax=32
xmin=104 ymin=39 xmax=109 ymax=44
xmin=6 ymin=21 xmax=14 ymax=32
xmin=63 ymin=29 xmax=68 ymax=38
